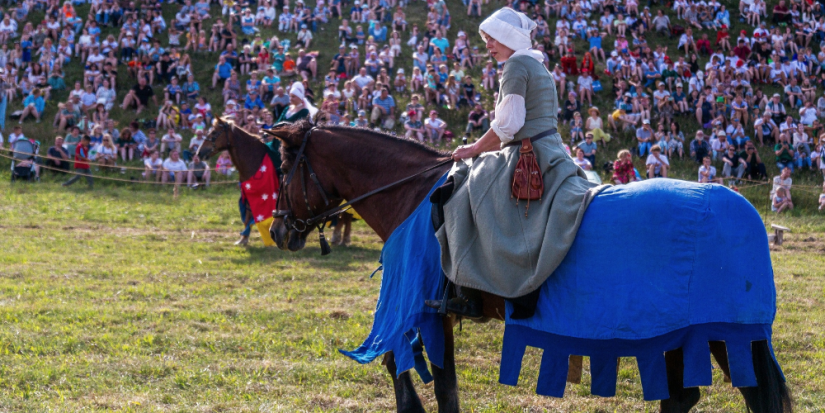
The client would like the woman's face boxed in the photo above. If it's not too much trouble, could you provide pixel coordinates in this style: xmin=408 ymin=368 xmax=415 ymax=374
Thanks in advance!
xmin=482 ymin=31 xmax=514 ymax=63
xmin=289 ymin=94 xmax=302 ymax=105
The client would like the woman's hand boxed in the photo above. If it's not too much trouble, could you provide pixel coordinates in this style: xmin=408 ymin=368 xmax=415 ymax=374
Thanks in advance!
xmin=452 ymin=143 xmax=479 ymax=161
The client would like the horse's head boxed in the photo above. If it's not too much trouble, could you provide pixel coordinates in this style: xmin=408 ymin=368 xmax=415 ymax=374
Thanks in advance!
xmin=198 ymin=117 xmax=235 ymax=159
xmin=263 ymin=121 xmax=345 ymax=253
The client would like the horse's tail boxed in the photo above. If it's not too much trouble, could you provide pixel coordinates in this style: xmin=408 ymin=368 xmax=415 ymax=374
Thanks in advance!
xmin=750 ymin=340 xmax=793 ymax=413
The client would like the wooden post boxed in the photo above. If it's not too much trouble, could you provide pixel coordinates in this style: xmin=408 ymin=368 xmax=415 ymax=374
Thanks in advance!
xmin=567 ymin=355 xmax=583 ymax=384
xmin=770 ymin=224 xmax=790 ymax=246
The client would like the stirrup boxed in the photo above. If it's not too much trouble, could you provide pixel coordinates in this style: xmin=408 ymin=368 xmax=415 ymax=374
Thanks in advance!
xmin=438 ymin=279 xmax=452 ymax=316
xmin=424 ymin=297 xmax=484 ymax=319
xmin=424 ymin=281 xmax=483 ymax=319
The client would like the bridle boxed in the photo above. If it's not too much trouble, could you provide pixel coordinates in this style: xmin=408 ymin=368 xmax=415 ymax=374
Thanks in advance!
xmin=201 ymin=120 xmax=235 ymax=159
xmin=273 ymin=127 xmax=333 ymax=239
xmin=273 ymin=127 xmax=453 ymax=255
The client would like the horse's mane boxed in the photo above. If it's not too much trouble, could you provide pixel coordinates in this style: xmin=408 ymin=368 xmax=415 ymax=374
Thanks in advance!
xmin=226 ymin=119 xmax=267 ymax=144
xmin=279 ymin=119 xmax=451 ymax=158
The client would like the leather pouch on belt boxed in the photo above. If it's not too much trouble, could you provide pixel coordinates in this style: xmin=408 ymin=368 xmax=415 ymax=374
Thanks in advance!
xmin=511 ymin=139 xmax=543 ymax=216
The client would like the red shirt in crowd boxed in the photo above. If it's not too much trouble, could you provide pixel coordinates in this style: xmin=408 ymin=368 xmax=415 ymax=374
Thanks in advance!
xmin=75 ymin=144 xmax=90 ymax=170
xmin=613 ymin=159 xmax=636 ymax=184
xmin=560 ymin=55 xmax=579 ymax=76
xmin=733 ymin=44 xmax=751 ymax=61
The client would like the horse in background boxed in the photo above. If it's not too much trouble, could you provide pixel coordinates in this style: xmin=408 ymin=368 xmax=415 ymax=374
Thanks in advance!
xmin=198 ymin=118 xmax=354 ymax=246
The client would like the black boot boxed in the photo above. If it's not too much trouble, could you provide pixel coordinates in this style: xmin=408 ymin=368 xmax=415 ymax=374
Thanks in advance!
xmin=425 ymin=285 xmax=483 ymax=319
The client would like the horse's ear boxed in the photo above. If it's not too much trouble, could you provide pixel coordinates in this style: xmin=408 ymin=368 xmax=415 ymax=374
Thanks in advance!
xmin=263 ymin=125 xmax=300 ymax=147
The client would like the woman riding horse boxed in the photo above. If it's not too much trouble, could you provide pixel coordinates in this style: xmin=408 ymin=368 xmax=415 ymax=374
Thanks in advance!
xmin=429 ymin=8 xmax=603 ymax=318
xmin=259 ymin=17 xmax=789 ymax=404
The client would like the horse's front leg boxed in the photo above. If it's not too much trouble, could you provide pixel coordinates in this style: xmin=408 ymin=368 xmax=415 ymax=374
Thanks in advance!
xmin=660 ymin=348 xmax=700 ymax=413
xmin=383 ymin=352 xmax=426 ymax=413
xmin=431 ymin=316 xmax=460 ymax=413
xmin=341 ymin=212 xmax=353 ymax=246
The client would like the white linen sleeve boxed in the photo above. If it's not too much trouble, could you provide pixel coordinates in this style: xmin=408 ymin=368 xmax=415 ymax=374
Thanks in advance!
xmin=490 ymin=94 xmax=526 ymax=144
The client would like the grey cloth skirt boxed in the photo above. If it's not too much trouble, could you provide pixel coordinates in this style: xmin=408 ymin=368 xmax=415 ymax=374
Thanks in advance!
xmin=436 ymin=131 xmax=607 ymax=298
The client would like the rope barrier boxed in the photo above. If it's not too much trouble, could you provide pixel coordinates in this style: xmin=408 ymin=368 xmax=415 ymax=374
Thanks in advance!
xmin=1 ymin=151 xmax=240 ymax=186
xmin=3 ymin=148 xmax=218 ymax=173
xmin=5 ymin=147 xmax=822 ymax=194
xmin=727 ymin=176 xmax=825 ymax=190
xmin=785 ymin=185 xmax=825 ymax=195
xmin=734 ymin=182 xmax=770 ymax=191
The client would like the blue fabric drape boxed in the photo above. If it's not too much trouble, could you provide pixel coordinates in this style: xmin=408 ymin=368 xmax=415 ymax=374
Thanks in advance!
xmin=506 ymin=180 xmax=775 ymax=340
xmin=343 ymin=177 xmax=781 ymax=399
xmin=0 ymin=95 xmax=7 ymax=131
xmin=500 ymin=322 xmax=777 ymax=400
xmin=501 ymin=179 xmax=779 ymax=400
xmin=340 ymin=173 xmax=448 ymax=377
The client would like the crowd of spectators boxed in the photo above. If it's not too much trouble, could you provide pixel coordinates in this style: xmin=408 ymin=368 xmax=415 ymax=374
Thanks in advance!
xmin=0 ymin=0 xmax=822 ymax=210
xmin=540 ymin=0 xmax=825 ymax=210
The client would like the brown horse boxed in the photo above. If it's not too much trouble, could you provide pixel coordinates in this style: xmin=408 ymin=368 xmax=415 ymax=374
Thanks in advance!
xmin=205 ymin=119 xmax=792 ymax=413
xmin=197 ymin=118 xmax=271 ymax=183
xmin=198 ymin=118 xmax=354 ymax=246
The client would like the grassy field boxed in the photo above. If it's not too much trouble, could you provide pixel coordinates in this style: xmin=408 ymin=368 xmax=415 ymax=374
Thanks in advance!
xmin=1 ymin=180 xmax=824 ymax=412
xmin=2 ymin=0 xmax=825 ymax=411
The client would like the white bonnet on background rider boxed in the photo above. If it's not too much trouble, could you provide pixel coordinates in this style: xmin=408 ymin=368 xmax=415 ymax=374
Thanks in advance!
xmin=288 ymin=81 xmax=319 ymax=119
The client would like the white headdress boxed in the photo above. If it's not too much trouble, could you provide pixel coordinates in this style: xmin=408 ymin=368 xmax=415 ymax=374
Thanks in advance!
xmin=479 ymin=8 xmax=537 ymax=53
xmin=288 ymin=81 xmax=318 ymax=119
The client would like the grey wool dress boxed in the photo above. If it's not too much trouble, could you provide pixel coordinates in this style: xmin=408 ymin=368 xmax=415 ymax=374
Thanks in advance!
xmin=436 ymin=54 xmax=606 ymax=299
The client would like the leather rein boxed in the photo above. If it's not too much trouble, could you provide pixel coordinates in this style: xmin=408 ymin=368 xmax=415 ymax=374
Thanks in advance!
xmin=273 ymin=127 xmax=453 ymax=254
